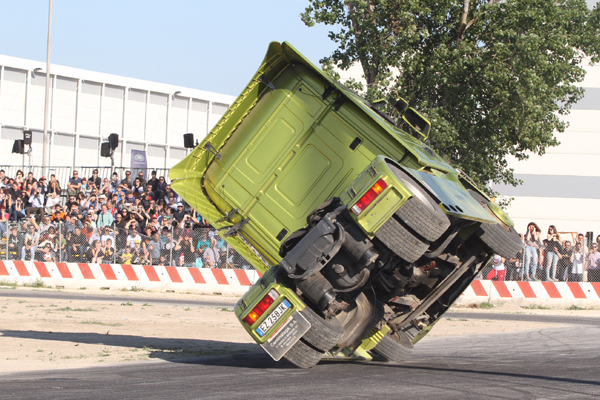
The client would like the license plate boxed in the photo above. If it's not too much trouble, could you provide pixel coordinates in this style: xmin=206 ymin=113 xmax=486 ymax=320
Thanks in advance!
xmin=261 ymin=310 xmax=311 ymax=361
xmin=256 ymin=299 xmax=291 ymax=337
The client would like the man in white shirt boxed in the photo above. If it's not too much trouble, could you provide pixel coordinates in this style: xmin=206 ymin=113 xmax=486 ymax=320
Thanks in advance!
xmin=486 ymin=255 xmax=506 ymax=281
xmin=26 ymin=188 xmax=45 ymax=222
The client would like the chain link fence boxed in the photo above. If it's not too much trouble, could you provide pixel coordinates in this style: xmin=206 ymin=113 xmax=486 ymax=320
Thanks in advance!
xmin=0 ymin=219 xmax=253 ymax=269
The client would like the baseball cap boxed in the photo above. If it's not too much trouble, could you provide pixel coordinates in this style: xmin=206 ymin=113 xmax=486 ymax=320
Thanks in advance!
xmin=134 ymin=238 xmax=141 ymax=243
xmin=40 ymin=176 xmax=46 ymax=180
xmin=152 ymin=214 xmax=158 ymax=218
xmin=177 ymin=203 xmax=183 ymax=207
xmin=493 ymin=255 xmax=502 ymax=263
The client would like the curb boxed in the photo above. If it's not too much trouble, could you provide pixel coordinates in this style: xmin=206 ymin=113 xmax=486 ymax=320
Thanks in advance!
xmin=0 ymin=260 xmax=262 ymax=296
xmin=458 ymin=279 xmax=600 ymax=308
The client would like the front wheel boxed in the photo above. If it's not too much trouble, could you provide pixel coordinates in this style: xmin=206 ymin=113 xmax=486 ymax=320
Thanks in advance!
xmin=372 ymin=330 xmax=413 ymax=362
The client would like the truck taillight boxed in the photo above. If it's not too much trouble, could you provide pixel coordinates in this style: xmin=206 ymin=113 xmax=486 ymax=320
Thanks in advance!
xmin=351 ymin=179 xmax=388 ymax=215
xmin=243 ymin=289 xmax=280 ymax=326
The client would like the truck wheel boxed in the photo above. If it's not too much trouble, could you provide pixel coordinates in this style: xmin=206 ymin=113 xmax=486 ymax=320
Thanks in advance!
xmin=372 ymin=330 xmax=413 ymax=362
xmin=390 ymin=165 xmax=450 ymax=242
xmin=468 ymin=189 xmax=524 ymax=259
xmin=283 ymin=339 xmax=323 ymax=369
xmin=374 ymin=217 xmax=429 ymax=262
xmin=298 ymin=306 xmax=344 ymax=352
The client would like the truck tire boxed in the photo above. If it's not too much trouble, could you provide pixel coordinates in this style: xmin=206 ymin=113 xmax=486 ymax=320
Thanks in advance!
xmin=283 ymin=339 xmax=323 ymax=369
xmin=468 ymin=189 xmax=524 ymax=259
xmin=298 ymin=306 xmax=344 ymax=352
xmin=374 ymin=217 xmax=429 ymax=262
xmin=372 ymin=330 xmax=413 ymax=362
xmin=390 ymin=165 xmax=450 ymax=242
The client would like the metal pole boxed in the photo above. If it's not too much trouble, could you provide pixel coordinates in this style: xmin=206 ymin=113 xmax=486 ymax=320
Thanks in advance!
xmin=169 ymin=226 xmax=173 ymax=266
xmin=59 ymin=221 xmax=62 ymax=262
xmin=42 ymin=0 xmax=53 ymax=175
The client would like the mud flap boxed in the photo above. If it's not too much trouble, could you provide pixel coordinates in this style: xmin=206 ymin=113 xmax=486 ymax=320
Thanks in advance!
xmin=260 ymin=311 xmax=312 ymax=361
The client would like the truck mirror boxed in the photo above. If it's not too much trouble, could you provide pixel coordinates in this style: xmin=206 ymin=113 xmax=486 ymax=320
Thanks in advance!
xmin=393 ymin=98 xmax=409 ymax=115
xmin=402 ymin=107 xmax=431 ymax=140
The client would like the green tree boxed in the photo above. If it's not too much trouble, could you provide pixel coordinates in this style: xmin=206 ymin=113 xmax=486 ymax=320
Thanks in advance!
xmin=301 ymin=0 xmax=600 ymax=189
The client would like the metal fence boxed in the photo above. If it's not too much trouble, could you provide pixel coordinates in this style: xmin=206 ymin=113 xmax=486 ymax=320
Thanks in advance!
xmin=0 ymin=219 xmax=253 ymax=269
xmin=0 ymin=165 xmax=171 ymax=189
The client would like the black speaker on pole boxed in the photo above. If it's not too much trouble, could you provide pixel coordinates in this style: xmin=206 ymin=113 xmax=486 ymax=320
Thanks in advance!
xmin=23 ymin=130 xmax=32 ymax=145
xmin=108 ymin=133 xmax=119 ymax=149
xmin=12 ymin=140 xmax=25 ymax=154
xmin=101 ymin=142 xmax=112 ymax=157
xmin=183 ymin=133 xmax=195 ymax=149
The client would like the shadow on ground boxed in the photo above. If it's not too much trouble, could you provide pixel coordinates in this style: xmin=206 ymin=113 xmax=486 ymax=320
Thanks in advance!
xmin=0 ymin=329 xmax=268 ymax=365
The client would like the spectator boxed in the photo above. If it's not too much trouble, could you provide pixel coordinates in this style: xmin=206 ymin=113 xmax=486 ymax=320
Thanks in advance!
xmin=121 ymin=170 xmax=133 ymax=189
xmin=64 ymin=214 xmax=82 ymax=234
xmin=149 ymin=232 xmax=163 ymax=265
xmin=155 ymin=176 xmax=168 ymax=200
xmin=45 ymin=190 xmax=61 ymax=209
xmin=80 ymin=177 xmax=89 ymax=196
xmin=174 ymin=203 xmax=186 ymax=223
xmin=126 ymin=229 xmax=141 ymax=249
xmin=109 ymin=172 xmax=120 ymax=193
xmin=175 ymin=235 xmax=196 ymax=268
xmin=37 ymin=176 xmax=48 ymax=197
xmin=147 ymin=170 xmax=159 ymax=194
xmin=21 ymin=222 xmax=40 ymax=260
xmin=48 ymin=174 xmax=61 ymax=193
xmin=97 ymin=204 xmax=114 ymax=228
xmin=67 ymin=170 xmax=82 ymax=197
xmin=7 ymin=226 xmax=23 ymax=260
xmin=523 ymin=222 xmax=542 ymax=281
xmin=26 ymin=187 xmax=45 ymax=222
xmin=558 ymin=240 xmax=574 ymax=281
xmin=9 ymin=197 xmax=25 ymax=221
xmin=586 ymin=243 xmax=600 ymax=282
xmin=39 ymin=226 xmax=58 ymax=251
xmin=0 ymin=205 xmax=8 ymax=238
xmin=120 ymin=246 xmax=133 ymax=264
xmin=68 ymin=226 xmax=87 ymax=261
xmin=0 ymin=169 xmax=5 ymax=188
xmin=15 ymin=169 xmax=24 ymax=187
xmin=86 ymin=240 xmax=104 ymax=263
xmin=40 ymin=243 xmax=56 ymax=262
xmin=132 ymin=178 xmax=145 ymax=198
xmin=38 ymin=215 xmax=54 ymax=233
xmin=89 ymin=169 xmax=101 ymax=189
xmin=203 ymin=238 xmax=220 ymax=268
xmin=137 ymin=171 xmax=146 ymax=188
xmin=545 ymin=225 xmax=562 ymax=282
xmin=131 ymin=238 xmax=148 ymax=264
xmin=162 ymin=231 xmax=177 ymax=261
xmin=102 ymin=238 xmax=115 ymax=263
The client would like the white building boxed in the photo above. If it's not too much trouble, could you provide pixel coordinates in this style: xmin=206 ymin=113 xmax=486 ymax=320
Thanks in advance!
xmin=494 ymin=59 xmax=600 ymax=237
xmin=0 ymin=54 xmax=235 ymax=170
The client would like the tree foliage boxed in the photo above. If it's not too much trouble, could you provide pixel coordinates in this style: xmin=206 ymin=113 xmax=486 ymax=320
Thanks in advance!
xmin=301 ymin=0 xmax=600 ymax=188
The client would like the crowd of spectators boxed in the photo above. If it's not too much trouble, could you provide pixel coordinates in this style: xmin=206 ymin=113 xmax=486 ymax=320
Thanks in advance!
xmin=481 ymin=222 xmax=600 ymax=283
xmin=0 ymin=168 xmax=248 ymax=269
xmin=2 ymin=169 xmax=600 ymax=280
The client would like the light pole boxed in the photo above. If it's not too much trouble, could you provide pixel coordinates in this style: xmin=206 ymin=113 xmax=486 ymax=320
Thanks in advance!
xmin=42 ymin=0 xmax=53 ymax=175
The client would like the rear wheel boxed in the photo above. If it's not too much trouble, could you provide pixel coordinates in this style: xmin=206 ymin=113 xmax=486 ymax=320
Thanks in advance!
xmin=298 ymin=306 xmax=343 ymax=352
xmin=389 ymin=165 xmax=450 ymax=242
xmin=283 ymin=339 xmax=323 ymax=369
xmin=372 ymin=330 xmax=413 ymax=362
xmin=468 ymin=189 xmax=523 ymax=259
xmin=374 ymin=217 xmax=429 ymax=262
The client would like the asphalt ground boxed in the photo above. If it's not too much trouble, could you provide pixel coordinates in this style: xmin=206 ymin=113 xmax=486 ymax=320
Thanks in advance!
xmin=1 ymin=289 xmax=599 ymax=399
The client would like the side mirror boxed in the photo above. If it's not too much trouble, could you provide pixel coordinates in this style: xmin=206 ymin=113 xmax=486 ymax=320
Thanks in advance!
xmin=393 ymin=98 xmax=409 ymax=115
xmin=402 ymin=108 xmax=431 ymax=140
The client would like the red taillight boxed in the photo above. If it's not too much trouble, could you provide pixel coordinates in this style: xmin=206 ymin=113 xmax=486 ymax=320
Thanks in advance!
xmin=243 ymin=289 xmax=280 ymax=326
xmin=351 ymin=179 xmax=388 ymax=215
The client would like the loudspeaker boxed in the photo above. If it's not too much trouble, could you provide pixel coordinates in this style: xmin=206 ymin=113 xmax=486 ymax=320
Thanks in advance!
xmin=108 ymin=133 xmax=119 ymax=149
xmin=12 ymin=140 xmax=24 ymax=154
xmin=23 ymin=130 xmax=32 ymax=145
xmin=183 ymin=133 xmax=195 ymax=148
xmin=101 ymin=142 xmax=112 ymax=157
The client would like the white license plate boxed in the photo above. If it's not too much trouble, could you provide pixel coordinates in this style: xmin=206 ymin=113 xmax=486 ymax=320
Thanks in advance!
xmin=256 ymin=299 xmax=291 ymax=337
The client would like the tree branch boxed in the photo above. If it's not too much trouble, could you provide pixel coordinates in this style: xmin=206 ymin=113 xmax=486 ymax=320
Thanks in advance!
xmin=457 ymin=0 xmax=470 ymax=43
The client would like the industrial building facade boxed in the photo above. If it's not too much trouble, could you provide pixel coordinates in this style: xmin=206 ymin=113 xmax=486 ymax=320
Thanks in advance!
xmin=0 ymin=54 xmax=235 ymax=170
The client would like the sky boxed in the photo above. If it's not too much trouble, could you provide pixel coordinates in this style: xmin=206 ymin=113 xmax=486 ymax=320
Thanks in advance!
xmin=0 ymin=1 xmax=598 ymax=97
xmin=0 ymin=0 xmax=339 ymax=96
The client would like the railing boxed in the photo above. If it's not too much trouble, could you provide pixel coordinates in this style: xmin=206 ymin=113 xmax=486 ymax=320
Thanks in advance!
xmin=0 ymin=220 xmax=252 ymax=269
xmin=0 ymin=165 xmax=172 ymax=188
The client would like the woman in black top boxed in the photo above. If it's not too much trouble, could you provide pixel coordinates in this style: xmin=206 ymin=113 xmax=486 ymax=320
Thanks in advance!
xmin=545 ymin=225 xmax=562 ymax=282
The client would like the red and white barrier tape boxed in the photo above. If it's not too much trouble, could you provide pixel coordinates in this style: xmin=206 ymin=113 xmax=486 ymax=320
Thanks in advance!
xmin=0 ymin=260 xmax=262 ymax=295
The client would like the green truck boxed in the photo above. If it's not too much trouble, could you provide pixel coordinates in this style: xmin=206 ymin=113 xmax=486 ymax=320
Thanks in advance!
xmin=169 ymin=41 xmax=523 ymax=368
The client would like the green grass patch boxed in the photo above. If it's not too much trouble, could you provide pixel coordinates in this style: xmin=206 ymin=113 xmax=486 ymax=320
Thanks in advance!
xmin=22 ymin=278 xmax=50 ymax=288
xmin=521 ymin=304 xmax=551 ymax=310
xmin=120 ymin=301 xmax=133 ymax=306
xmin=568 ymin=304 xmax=587 ymax=310
xmin=80 ymin=319 xmax=123 ymax=327
xmin=0 ymin=279 xmax=18 ymax=288
xmin=56 ymin=307 xmax=96 ymax=312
